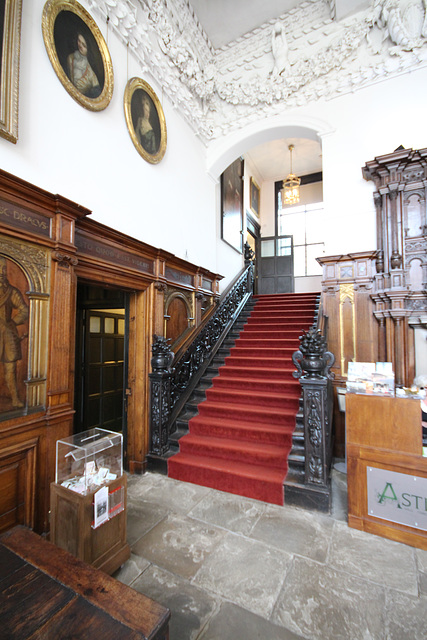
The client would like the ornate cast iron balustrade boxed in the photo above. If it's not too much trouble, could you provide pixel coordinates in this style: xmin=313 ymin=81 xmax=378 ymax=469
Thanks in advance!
xmin=149 ymin=260 xmax=254 ymax=457
xmin=287 ymin=326 xmax=335 ymax=511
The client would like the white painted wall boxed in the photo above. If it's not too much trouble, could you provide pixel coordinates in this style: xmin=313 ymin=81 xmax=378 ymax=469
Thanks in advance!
xmin=0 ymin=0 xmax=231 ymax=285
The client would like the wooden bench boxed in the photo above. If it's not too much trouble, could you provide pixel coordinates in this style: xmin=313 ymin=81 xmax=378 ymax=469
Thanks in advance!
xmin=0 ymin=526 xmax=170 ymax=639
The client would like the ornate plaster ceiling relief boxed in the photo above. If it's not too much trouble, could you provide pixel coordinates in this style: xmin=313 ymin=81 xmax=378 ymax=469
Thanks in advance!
xmin=89 ymin=0 xmax=427 ymax=142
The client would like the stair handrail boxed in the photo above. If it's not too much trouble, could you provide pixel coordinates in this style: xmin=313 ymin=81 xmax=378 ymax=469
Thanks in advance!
xmin=314 ymin=293 xmax=328 ymax=341
xmin=149 ymin=249 xmax=254 ymax=457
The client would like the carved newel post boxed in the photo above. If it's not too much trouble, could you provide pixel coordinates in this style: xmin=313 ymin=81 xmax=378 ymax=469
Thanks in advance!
xmin=244 ymin=242 xmax=255 ymax=292
xmin=149 ymin=335 xmax=174 ymax=456
xmin=292 ymin=327 xmax=335 ymax=492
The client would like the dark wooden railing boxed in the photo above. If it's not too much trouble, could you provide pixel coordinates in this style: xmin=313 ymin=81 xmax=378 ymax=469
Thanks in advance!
xmin=149 ymin=252 xmax=254 ymax=457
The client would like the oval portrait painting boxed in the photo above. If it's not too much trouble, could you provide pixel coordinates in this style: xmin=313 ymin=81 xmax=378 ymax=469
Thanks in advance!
xmin=124 ymin=78 xmax=167 ymax=164
xmin=42 ymin=0 xmax=113 ymax=111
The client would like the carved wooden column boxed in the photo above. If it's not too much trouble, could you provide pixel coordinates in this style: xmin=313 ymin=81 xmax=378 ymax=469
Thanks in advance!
xmin=374 ymin=193 xmax=384 ymax=276
xmin=363 ymin=146 xmax=427 ymax=386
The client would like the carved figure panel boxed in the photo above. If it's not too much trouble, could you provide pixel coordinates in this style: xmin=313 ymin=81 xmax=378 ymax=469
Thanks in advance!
xmin=0 ymin=257 xmax=29 ymax=412
xmin=0 ymin=238 xmax=50 ymax=416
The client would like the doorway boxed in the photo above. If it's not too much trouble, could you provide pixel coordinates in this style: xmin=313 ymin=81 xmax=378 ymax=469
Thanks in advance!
xmin=74 ymin=284 xmax=129 ymax=466
xmin=258 ymin=235 xmax=294 ymax=294
xmin=247 ymin=211 xmax=260 ymax=294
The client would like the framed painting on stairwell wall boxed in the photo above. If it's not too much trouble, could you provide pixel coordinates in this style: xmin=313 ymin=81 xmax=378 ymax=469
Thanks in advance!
xmin=42 ymin=0 xmax=114 ymax=111
xmin=0 ymin=0 xmax=22 ymax=143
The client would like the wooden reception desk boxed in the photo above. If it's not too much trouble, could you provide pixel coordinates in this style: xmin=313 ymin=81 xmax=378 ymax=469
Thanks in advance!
xmin=346 ymin=393 xmax=427 ymax=550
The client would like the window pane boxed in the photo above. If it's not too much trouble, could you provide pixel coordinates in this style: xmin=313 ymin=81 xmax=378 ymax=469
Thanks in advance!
xmin=293 ymin=245 xmax=306 ymax=277
xmin=306 ymin=208 xmax=325 ymax=244
xmin=306 ymin=244 xmax=324 ymax=275
xmin=261 ymin=239 xmax=275 ymax=257
xmin=276 ymin=237 xmax=292 ymax=256
xmin=305 ymin=202 xmax=323 ymax=212
xmin=105 ymin=317 xmax=115 ymax=334
xmin=90 ymin=316 xmax=101 ymax=333
xmin=279 ymin=212 xmax=305 ymax=245
xmin=118 ymin=318 xmax=125 ymax=335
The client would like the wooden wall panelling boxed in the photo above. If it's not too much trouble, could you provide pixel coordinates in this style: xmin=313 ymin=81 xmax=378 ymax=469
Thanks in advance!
xmin=164 ymin=288 xmax=194 ymax=348
xmin=318 ymin=252 xmax=378 ymax=456
xmin=126 ymin=286 xmax=155 ymax=474
xmin=0 ymin=437 xmax=37 ymax=533
xmin=0 ymin=169 xmax=223 ymax=535
xmin=0 ymin=170 xmax=89 ymax=535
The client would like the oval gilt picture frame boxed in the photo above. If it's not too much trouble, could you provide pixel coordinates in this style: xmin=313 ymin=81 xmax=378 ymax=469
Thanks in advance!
xmin=124 ymin=77 xmax=167 ymax=164
xmin=42 ymin=0 xmax=113 ymax=111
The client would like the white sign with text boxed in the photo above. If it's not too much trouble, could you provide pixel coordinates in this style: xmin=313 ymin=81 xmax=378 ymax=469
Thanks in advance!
xmin=367 ymin=466 xmax=427 ymax=531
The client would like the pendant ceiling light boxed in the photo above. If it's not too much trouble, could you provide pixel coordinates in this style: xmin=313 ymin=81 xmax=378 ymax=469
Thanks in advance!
xmin=282 ymin=144 xmax=300 ymax=205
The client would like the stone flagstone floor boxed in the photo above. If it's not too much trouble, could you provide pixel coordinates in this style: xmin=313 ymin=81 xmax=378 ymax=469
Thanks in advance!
xmin=114 ymin=467 xmax=427 ymax=640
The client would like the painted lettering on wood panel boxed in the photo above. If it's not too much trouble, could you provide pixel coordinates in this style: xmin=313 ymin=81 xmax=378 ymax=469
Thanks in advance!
xmin=75 ymin=231 xmax=154 ymax=274
xmin=0 ymin=199 xmax=51 ymax=237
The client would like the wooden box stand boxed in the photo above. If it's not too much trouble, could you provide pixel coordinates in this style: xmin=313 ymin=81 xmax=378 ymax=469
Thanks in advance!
xmin=50 ymin=474 xmax=130 ymax=574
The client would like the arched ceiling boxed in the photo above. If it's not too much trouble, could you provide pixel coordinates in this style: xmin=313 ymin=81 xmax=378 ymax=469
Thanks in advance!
xmin=246 ymin=137 xmax=322 ymax=183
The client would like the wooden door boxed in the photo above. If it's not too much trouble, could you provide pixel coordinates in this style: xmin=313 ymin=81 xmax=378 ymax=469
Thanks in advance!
xmin=247 ymin=211 xmax=260 ymax=294
xmin=258 ymin=236 xmax=294 ymax=294
xmin=75 ymin=286 xmax=129 ymax=464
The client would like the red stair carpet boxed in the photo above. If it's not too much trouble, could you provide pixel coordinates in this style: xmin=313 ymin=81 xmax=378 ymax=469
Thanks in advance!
xmin=168 ymin=292 xmax=319 ymax=505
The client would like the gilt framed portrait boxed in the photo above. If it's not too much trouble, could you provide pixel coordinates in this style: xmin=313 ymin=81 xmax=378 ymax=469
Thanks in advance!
xmin=42 ymin=0 xmax=113 ymax=111
xmin=0 ymin=0 xmax=22 ymax=143
xmin=124 ymin=77 xmax=167 ymax=164
xmin=250 ymin=177 xmax=260 ymax=217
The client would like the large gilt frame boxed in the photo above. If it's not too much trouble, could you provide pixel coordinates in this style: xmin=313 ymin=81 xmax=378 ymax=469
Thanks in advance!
xmin=42 ymin=0 xmax=113 ymax=112
xmin=124 ymin=77 xmax=167 ymax=164
xmin=0 ymin=0 xmax=22 ymax=143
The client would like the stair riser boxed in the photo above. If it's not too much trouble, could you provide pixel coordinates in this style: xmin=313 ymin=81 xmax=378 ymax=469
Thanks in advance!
xmin=239 ymin=329 xmax=306 ymax=337
xmin=178 ymin=440 xmax=289 ymax=469
xmin=197 ymin=403 xmax=297 ymax=426
xmin=211 ymin=377 xmax=300 ymax=394
xmin=189 ymin=419 xmax=293 ymax=444
xmin=250 ymin=310 xmax=316 ymax=317
xmin=168 ymin=460 xmax=285 ymax=505
xmin=217 ymin=366 xmax=296 ymax=380
xmin=224 ymin=357 xmax=295 ymax=368
xmin=230 ymin=348 xmax=297 ymax=358
xmin=204 ymin=389 xmax=300 ymax=410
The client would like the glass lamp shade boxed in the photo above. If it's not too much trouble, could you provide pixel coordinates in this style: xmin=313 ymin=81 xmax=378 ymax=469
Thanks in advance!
xmin=282 ymin=174 xmax=300 ymax=205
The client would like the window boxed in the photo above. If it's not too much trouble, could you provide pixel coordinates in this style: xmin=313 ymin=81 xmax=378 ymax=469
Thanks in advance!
xmin=277 ymin=198 xmax=324 ymax=277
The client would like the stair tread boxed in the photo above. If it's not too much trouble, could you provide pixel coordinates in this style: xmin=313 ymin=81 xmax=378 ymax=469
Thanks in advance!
xmin=180 ymin=433 xmax=289 ymax=454
xmin=206 ymin=387 xmax=299 ymax=402
xmin=169 ymin=452 xmax=287 ymax=482
xmin=198 ymin=399 xmax=298 ymax=417
xmin=189 ymin=414 xmax=295 ymax=434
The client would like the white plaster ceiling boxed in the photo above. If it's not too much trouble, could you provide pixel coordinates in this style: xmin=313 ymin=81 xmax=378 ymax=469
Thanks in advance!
xmin=246 ymin=137 xmax=323 ymax=183
xmin=188 ymin=0 xmax=336 ymax=180
xmin=189 ymin=0 xmax=303 ymax=49
xmin=189 ymin=0 xmax=370 ymax=49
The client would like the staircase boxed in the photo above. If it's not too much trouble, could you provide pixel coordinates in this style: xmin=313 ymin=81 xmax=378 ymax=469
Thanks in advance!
xmin=167 ymin=292 xmax=319 ymax=505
